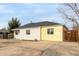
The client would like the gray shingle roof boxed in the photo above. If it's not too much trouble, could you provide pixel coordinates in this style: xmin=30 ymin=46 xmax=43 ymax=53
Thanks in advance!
xmin=17 ymin=21 xmax=62 ymax=29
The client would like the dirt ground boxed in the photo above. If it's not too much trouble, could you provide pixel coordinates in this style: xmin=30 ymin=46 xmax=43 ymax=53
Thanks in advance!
xmin=0 ymin=39 xmax=79 ymax=56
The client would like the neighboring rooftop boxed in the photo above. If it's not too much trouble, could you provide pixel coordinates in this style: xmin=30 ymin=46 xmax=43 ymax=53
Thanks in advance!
xmin=16 ymin=21 xmax=62 ymax=29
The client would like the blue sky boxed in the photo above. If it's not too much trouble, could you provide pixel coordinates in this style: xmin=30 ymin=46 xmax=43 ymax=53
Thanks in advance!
xmin=0 ymin=3 xmax=72 ymax=29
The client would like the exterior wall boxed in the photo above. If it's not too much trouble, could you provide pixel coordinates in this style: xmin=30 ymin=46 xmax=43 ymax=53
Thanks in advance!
xmin=41 ymin=25 xmax=63 ymax=41
xmin=14 ymin=25 xmax=64 ymax=41
xmin=14 ymin=27 xmax=40 ymax=40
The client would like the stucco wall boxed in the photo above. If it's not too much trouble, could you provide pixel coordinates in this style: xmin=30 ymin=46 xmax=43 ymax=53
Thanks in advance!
xmin=14 ymin=27 xmax=40 ymax=40
xmin=41 ymin=25 xmax=63 ymax=41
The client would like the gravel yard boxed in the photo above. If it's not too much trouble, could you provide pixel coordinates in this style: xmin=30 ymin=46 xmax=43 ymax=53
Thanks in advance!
xmin=0 ymin=39 xmax=78 ymax=56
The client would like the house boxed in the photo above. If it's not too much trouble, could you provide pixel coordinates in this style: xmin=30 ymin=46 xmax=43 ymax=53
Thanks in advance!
xmin=13 ymin=21 xmax=68 ymax=41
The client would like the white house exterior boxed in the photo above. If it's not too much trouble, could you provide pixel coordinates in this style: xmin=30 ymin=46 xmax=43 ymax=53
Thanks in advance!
xmin=14 ymin=27 xmax=41 ymax=40
xmin=13 ymin=21 xmax=68 ymax=41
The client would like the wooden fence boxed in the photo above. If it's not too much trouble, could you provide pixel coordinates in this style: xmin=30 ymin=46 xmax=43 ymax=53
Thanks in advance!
xmin=67 ymin=29 xmax=79 ymax=42
xmin=0 ymin=33 xmax=13 ymax=39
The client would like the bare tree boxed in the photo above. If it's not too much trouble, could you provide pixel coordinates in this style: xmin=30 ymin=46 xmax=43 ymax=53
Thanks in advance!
xmin=58 ymin=3 xmax=79 ymax=29
xmin=65 ymin=3 xmax=79 ymax=17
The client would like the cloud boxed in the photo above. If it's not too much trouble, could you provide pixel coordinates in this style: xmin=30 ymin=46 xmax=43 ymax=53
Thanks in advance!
xmin=31 ymin=13 xmax=65 ymax=25
xmin=33 ymin=8 xmax=47 ymax=14
xmin=32 ymin=16 xmax=58 ymax=22
xmin=38 ymin=17 xmax=54 ymax=21
xmin=0 ymin=4 xmax=15 ymax=14
xmin=0 ymin=3 xmax=63 ymax=28
xmin=24 ymin=3 xmax=41 ymax=7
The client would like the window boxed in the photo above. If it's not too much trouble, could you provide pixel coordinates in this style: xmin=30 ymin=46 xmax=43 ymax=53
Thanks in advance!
xmin=47 ymin=28 xmax=54 ymax=34
xmin=15 ymin=30 xmax=19 ymax=35
xmin=26 ymin=30 xmax=30 ymax=35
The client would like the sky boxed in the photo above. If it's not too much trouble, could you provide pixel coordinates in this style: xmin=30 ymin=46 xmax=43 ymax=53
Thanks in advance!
xmin=0 ymin=3 xmax=72 ymax=29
